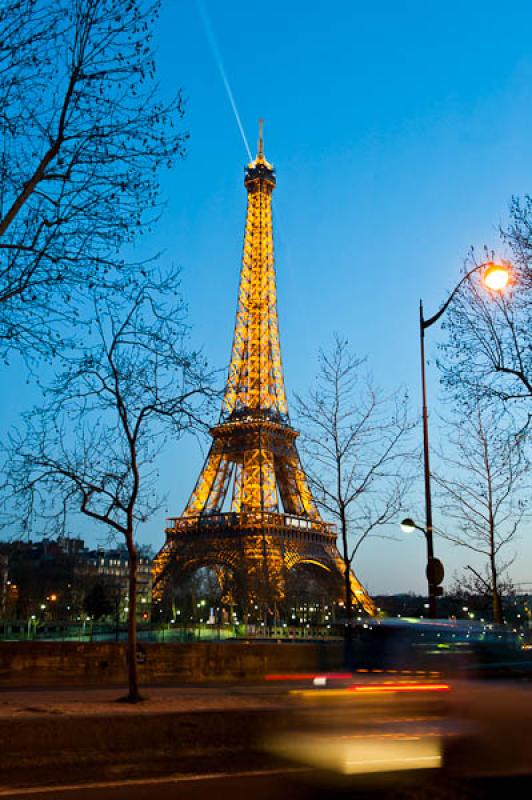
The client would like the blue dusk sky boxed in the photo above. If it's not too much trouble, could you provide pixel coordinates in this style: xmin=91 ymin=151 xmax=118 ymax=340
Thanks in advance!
xmin=2 ymin=0 xmax=532 ymax=594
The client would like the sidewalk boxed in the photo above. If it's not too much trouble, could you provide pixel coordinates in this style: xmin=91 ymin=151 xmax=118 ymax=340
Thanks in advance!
xmin=0 ymin=685 xmax=291 ymax=791
xmin=0 ymin=683 xmax=287 ymax=717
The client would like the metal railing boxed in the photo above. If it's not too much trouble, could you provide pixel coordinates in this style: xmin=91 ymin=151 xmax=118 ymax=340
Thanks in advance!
xmin=167 ymin=511 xmax=336 ymax=538
xmin=0 ymin=620 xmax=342 ymax=643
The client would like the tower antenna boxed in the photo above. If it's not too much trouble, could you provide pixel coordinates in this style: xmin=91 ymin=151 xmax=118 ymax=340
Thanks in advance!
xmin=258 ymin=118 xmax=264 ymax=157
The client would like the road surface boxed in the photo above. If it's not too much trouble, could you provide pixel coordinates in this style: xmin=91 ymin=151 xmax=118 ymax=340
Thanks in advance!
xmin=0 ymin=769 xmax=317 ymax=800
xmin=3 ymin=769 xmax=531 ymax=800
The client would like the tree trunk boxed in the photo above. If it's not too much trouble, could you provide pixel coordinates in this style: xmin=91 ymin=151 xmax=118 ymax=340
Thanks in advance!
xmin=484 ymin=423 xmax=503 ymax=626
xmin=125 ymin=538 xmax=142 ymax=702
xmin=490 ymin=553 xmax=503 ymax=624
xmin=488 ymin=511 xmax=503 ymax=624
xmin=114 ymin=591 xmax=120 ymax=643
xmin=340 ymin=514 xmax=353 ymax=665
xmin=341 ymin=517 xmax=353 ymax=623
xmin=492 ymin=589 xmax=503 ymax=625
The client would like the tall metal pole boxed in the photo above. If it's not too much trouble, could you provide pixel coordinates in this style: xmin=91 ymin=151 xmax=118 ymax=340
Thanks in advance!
xmin=419 ymin=300 xmax=437 ymax=619
xmin=416 ymin=262 xmax=509 ymax=618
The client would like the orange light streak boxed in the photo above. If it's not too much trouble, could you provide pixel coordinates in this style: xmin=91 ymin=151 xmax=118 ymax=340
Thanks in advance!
xmin=349 ymin=683 xmax=450 ymax=694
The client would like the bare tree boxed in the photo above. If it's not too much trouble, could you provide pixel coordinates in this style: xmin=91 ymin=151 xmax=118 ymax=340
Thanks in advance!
xmin=2 ymin=275 xmax=213 ymax=701
xmin=0 ymin=0 xmax=186 ymax=360
xmin=439 ymin=236 xmax=531 ymax=417
xmin=434 ymin=404 xmax=529 ymax=624
xmin=295 ymin=336 xmax=415 ymax=626
xmin=448 ymin=570 xmax=516 ymax=620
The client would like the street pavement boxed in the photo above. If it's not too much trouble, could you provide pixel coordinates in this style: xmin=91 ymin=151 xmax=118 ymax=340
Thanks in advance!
xmin=0 ymin=682 xmax=290 ymax=717
xmin=2 ymin=680 xmax=532 ymax=798
xmin=3 ymin=768 xmax=531 ymax=800
xmin=0 ymin=770 xmax=317 ymax=800
xmin=0 ymin=683 xmax=297 ymax=795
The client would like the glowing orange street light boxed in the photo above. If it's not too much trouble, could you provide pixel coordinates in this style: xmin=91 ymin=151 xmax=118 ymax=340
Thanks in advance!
xmin=417 ymin=259 xmax=511 ymax=618
xmin=483 ymin=261 xmax=510 ymax=291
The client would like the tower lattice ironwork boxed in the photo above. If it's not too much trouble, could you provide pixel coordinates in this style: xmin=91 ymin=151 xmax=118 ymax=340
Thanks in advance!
xmin=153 ymin=125 xmax=374 ymax=617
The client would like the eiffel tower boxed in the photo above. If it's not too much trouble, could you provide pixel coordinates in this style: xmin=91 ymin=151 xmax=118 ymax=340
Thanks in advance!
xmin=153 ymin=124 xmax=374 ymax=618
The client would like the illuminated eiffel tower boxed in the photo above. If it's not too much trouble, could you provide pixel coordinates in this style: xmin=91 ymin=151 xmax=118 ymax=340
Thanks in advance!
xmin=153 ymin=124 xmax=374 ymax=617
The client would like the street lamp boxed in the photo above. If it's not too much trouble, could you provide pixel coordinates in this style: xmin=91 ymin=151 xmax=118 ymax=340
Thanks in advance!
xmin=483 ymin=262 xmax=510 ymax=291
xmin=400 ymin=518 xmax=416 ymax=534
xmin=400 ymin=517 xmax=444 ymax=613
xmin=418 ymin=260 xmax=510 ymax=618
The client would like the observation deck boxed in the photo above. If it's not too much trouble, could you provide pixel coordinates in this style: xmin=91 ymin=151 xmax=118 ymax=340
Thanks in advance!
xmin=165 ymin=511 xmax=336 ymax=543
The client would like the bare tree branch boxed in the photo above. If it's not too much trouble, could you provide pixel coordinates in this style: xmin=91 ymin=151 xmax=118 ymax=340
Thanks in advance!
xmin=439 ymin=228 xmax=531 ymax=422
xmin=294 ymin=334 xmax=416 ymax=624
xmin=0 ymin=0 xmax=187 ymax=362
xmin=434 ymin=403 xmax=529 ymax=623
xmin=1 ymin=276 xmax=215 ymax=700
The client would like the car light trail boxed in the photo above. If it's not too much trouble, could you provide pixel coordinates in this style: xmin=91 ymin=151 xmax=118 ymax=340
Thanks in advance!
xmin=349 ymin=682 xmax=450 ymax=694
xmin=290 ymin=682 xmax=450 ymax=698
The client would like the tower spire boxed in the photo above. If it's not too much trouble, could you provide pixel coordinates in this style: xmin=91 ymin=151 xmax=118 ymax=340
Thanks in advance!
xmin=258 ymin=118 xmax=264 ymax=158
xmin=224 ymin=120 xmax=284 ymax=421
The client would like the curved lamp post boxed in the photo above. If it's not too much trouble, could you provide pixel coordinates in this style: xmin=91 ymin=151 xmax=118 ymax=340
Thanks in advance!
xmin=416 ymin=261 xmax=510 ymax=618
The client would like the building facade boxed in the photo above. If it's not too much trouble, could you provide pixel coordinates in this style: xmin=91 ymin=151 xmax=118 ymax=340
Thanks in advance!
xmin=0 ymin=536 xmax=152 ymax=622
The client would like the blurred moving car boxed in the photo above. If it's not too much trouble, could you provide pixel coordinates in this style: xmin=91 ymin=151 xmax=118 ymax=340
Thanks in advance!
xmin=347 ymin=617 xmax=531 ymax=679
xmin=263 ymin=619 xmax=532 ymax=791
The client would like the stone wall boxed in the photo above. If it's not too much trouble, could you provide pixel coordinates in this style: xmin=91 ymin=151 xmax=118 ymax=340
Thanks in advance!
xmin=0 ymin=640 xmax=343 ymax=686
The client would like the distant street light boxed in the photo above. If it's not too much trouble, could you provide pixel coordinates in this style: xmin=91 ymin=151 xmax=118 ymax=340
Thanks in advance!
xmin=417 ymin=260 xmax=510 ymax=618
xmin=399 ymin=517 xmax=444 ymax=613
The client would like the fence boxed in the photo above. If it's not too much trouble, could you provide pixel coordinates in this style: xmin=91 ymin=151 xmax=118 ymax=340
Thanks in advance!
xmin=0 ymin=619 xmax=342 ymax=643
